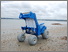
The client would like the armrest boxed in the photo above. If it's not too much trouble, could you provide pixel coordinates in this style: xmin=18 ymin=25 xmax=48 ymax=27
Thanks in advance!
xmin=21 ymin=27 xmax=26 ymax=30
xmin=39 ymin=23 xmax=44 ymax=26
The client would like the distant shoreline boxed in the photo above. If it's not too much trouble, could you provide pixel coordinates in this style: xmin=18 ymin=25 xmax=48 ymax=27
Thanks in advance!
xmin=1 ymin=18 xmax=67 ymax=22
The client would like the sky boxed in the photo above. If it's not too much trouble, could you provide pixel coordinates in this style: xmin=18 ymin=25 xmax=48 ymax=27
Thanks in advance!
xmin=1 ymin=1 xmax=67 ymax=20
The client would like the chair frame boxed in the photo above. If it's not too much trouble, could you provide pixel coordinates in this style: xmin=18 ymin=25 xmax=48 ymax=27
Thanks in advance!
xmin=19 ymin=12 xmax=47 ymax=36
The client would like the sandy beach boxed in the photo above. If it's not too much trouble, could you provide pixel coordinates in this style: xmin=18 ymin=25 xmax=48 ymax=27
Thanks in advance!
xmin=1 ymin=19 xmax=67 ymax=51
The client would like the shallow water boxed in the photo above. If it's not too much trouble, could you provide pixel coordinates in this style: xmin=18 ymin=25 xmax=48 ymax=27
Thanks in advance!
xmin=1 ymin=19 xmax=67 ymax=29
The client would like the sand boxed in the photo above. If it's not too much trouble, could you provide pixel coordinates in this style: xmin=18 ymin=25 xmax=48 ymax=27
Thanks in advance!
xmin=1 ymin=19 xmax=67 ymax=51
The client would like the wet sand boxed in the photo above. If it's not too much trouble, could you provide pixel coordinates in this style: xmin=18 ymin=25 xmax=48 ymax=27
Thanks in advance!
xmin=1 ymin=19 xmax=67 ymax=51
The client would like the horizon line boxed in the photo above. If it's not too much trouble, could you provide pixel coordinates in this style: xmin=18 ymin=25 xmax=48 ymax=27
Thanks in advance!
xmin=1 ymin=18 xmax=67 ymax=21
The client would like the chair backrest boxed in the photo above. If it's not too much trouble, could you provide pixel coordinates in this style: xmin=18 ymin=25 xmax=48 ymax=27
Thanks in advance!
xmin=25 ymin=18 xmax=36 ymax=28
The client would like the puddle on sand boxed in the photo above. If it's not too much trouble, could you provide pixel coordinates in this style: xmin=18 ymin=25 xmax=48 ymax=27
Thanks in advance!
xmin=52 ymin=23 xmax=62 ymax=25
xmin=60 ymin=36 xmax=67 ymax=40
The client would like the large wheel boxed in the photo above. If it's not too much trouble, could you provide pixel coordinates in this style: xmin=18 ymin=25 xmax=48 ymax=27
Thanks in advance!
xmin=17 ymin=33 xmax=25 ymax=42
xmin=42 ymin=29 xmax=49 ymax=39
xmin=28 ymin=35 xmax=37 ymax=46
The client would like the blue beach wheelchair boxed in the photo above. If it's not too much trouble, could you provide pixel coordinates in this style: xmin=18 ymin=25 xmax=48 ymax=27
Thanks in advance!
xmin=17 ymin=12 xmax=49 ymax=45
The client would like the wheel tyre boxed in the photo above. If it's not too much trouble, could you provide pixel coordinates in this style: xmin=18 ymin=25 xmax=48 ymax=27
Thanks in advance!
xmin=42 ymin=29 xmax=49 ymax=39
xmin=17 ymin=33 xmax=25 ymax=42
xmin=28 ymin=35 xmax=37 ymax=46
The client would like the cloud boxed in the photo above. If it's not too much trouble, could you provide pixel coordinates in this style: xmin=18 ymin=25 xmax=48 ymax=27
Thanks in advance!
xmin=1 ymin=1 xmax=67 ymax=20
